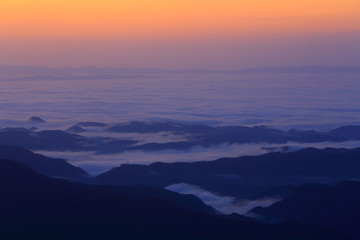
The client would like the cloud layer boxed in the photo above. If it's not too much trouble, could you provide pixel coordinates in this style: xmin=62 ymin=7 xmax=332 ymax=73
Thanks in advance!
xmin=166 ymin=183 xmax=281 ymax=215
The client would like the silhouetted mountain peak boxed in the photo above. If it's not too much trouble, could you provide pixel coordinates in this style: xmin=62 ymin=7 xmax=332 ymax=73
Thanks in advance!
xmin=66 ymin=125 xmax=86 ymax=133
xmin=28 ymin=116 xmax=46 ymax=123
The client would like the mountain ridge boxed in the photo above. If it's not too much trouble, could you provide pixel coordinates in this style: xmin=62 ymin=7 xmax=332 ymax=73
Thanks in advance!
xmin=0 ymin=157 xmax=346 ymax=240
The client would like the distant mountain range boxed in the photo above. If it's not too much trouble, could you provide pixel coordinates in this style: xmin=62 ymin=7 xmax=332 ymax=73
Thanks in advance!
xmin=106 ymin=122 xmax=360 ymax=152
xmin=94 ymin=147 xmax=360 ymax=188
xmin=0 ymin=158 xmax=346 ymax=240
xmin=2 ymin=121 xmax=360 ymax=154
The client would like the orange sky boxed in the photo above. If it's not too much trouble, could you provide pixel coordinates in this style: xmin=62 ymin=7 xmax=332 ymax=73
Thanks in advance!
xmin=0 ymin=0 xmax=359 ymax=68
xmin=1 ymin=0 xmax=359 ymax=38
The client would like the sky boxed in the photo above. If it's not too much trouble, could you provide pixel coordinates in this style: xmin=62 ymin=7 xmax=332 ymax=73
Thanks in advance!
xmin=1 ymin=0 xmax=360 ymax=70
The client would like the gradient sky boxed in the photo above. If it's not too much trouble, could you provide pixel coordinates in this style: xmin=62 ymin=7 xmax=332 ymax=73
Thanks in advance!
xmin=1 ymin=0 xmax=360 ymax=69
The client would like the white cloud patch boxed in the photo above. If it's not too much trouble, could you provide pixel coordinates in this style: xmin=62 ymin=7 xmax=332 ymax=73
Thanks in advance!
xmin=166 ymin=183 xmax=281 ymax=215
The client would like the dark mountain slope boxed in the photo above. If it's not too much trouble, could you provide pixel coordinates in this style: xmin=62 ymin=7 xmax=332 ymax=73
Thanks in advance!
xmin=0 ymin=158 xmax=347 ymax=240
xmin=0 ymin=145 xmax=87 ymax=180
xmin=251 ymin=181 xmax=360 ymax=240
xmin=0 ymin=158 xmax=214 ymax=215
